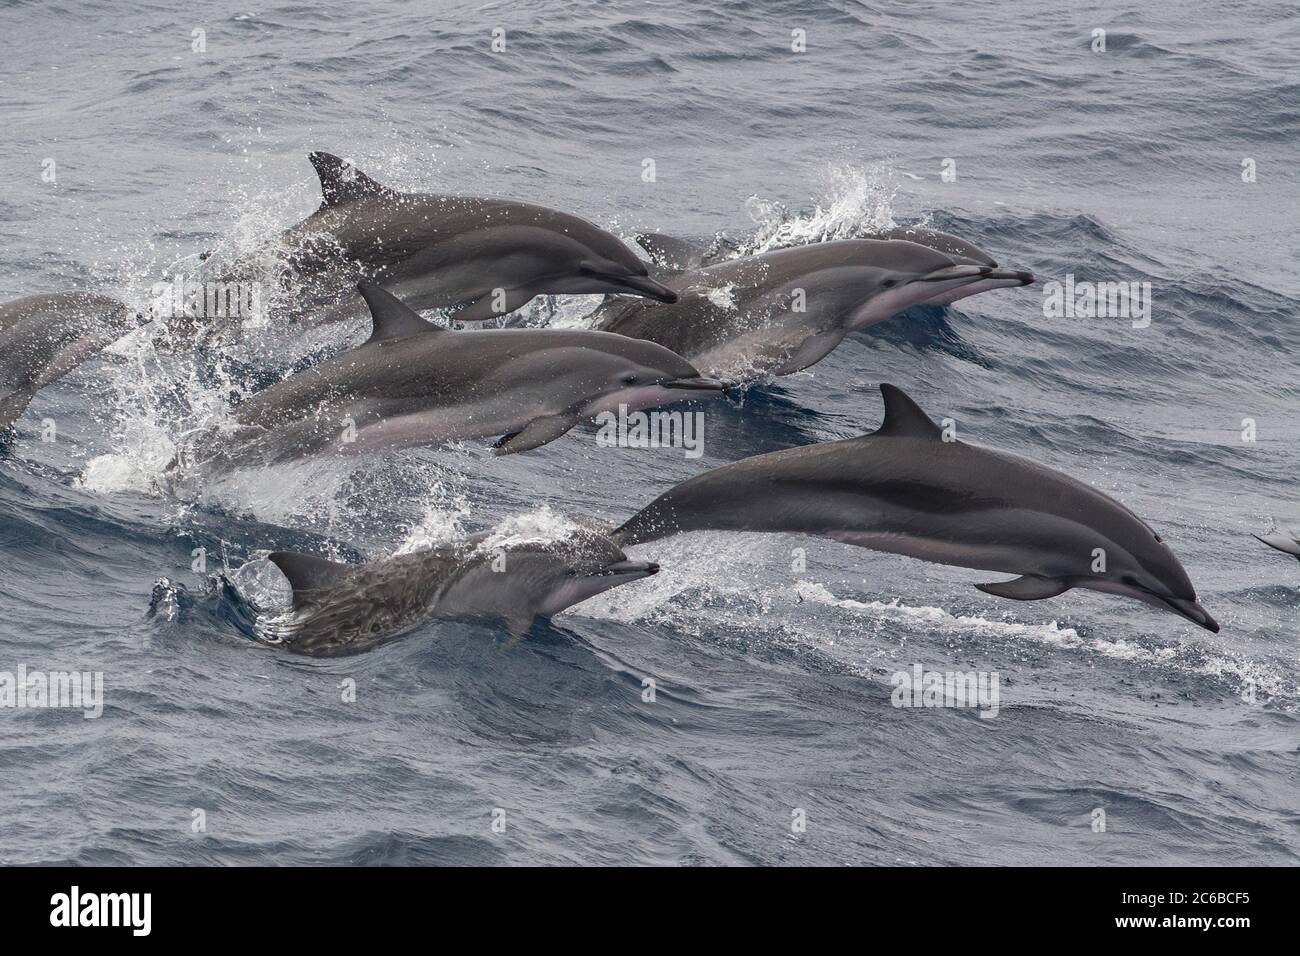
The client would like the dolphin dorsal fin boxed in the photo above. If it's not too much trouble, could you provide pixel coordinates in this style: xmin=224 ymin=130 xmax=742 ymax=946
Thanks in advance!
xmin=268 ymin=551 xmax=352 ymax=609
xmin=357 ymin=282 xmax=441 ymax=344
xmin=874 ymin=383 xmax=942 ymax=440
xmin=308 ymin=151 xmax=393 ymax=207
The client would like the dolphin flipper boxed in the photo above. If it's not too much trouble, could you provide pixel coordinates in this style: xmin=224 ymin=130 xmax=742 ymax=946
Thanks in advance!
xmin=492 ymin=412 xmax=582 ymax=455
xmin=773 ymin=329 xmax=847 ymax=376
xmin=974 ymin=575 xmax=1071 ymax=600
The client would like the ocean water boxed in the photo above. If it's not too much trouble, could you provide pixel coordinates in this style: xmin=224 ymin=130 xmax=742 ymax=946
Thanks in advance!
xmin=1 ymin=0 xmax=1297 ymax=865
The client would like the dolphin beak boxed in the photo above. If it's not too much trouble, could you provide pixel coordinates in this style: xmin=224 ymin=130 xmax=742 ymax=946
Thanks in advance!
xmin=988 ymin=268 xmax=1035 ymax=286
xmin=1161 ymin=595 xmax=1220 ymax=633
xmin=613 ymin=273 xmax=679 ymax=303
xmin=597 ymin=560 xmax=660 ymax=579
xmin=662 ymin=375 xmax=731 ymax=392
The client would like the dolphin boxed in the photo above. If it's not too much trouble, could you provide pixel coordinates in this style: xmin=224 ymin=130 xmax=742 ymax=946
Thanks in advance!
xmin=612 ymin=383 xmax=1218 ymax=632
xmin=1254 ymin=522 xmax=1300 ymax=562
xmin=212 ymin=151 xmax=679 ymax=325
xmin=182 ymin=282 xmax=726 ymax=472
xmin=0 ymin=292 xmax=139 ymax=432
xmin=256 ymin=527 xmax=657 ymax=656
xmin=590 ymin=239 xmax=1033 ymax=379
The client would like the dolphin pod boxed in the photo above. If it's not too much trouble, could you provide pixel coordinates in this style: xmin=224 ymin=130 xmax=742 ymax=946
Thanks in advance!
xmin=0 ymin=149 xmax=1241 ymax=653
xmin=591 ymin=238 xmax=1034 ymax=378
xmin=262 ymin=382 xmax=1218 ymax=653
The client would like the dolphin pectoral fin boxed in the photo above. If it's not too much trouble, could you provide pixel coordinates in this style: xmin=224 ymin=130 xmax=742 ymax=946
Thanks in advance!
xmin=774 ymin=330 xmax=846 ymax=375
xmin=975 ymin=575 xmax=1071 ymax=601
xmin=492 ymin=413 xmax=581 ymax=455
xmin=455 ymin=287 xmax=540 ymax=322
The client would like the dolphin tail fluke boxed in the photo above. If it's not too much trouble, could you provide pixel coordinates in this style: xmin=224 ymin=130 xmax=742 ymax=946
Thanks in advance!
xmin=974 ymin=575 xmax=1071 ymax=600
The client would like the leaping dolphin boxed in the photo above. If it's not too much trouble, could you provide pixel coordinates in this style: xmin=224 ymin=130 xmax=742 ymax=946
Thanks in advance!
xmin=1254 ymin=523 xmax=1300 ymax=562
xmin=181 ymin=282 xmax=726 ymax=473
xmin=0 ymin=292 xmax=139 ymax=432
xmin=212 ymin=152 xmax=679 ymax=325
xmin=612 ymin=383 xmax=1218 ymax=632
xmin=257 ymin=527 xmax=657 ymax=656
xmin=590 ymin=239 xmax=1033 ymax=379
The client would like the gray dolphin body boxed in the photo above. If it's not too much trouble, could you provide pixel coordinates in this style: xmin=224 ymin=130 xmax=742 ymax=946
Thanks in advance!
xmin=221 ymin=152 xmax=678 ymax=324
xmin=0 ymin=292 xmax=138 ymax=431
xmin=613 ymin=384 xmax=1218 ymax=632
xmin=259 ymin=528 xmax=657 ymax=656
xmin=1254 ymin=523 xmax=1300 ymax=562
xmin=590 ymin=238 xmax=1033 ymax=379
xmin=186 ymin=282 xmax=725 ymax=472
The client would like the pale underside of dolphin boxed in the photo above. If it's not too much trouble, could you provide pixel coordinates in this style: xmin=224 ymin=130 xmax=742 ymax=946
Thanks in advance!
xmin=0 ymin=292 xmax=139 ymax=432
xmin=182 ymin=282 xmax=725 ymax=474
xmin=590 ymin=238 xmax=1033 ymax=379
xmin=260 ymin=528 xmax=657 ymax=656
xmin=1254 ymin=523 xmax=1300 ymax=561
xmin=612 ymin=383 xmax=1218 ymax=632
xmin=209 ymin=151 xmax=679 ymax=326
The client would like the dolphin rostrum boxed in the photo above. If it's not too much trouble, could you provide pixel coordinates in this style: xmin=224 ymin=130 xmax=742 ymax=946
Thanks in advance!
xmin=257 ymin=527 xmax=657 ymax=656
xmin=1254 ymin=522 xmax=1300 ymax=563
xmin=590 ymin=239 xmax=1033 ymax=379
xmin=183 ymin=282 xmax=726 ymax=472
xmin=0 ymin=292 xmax=139 ymax=432
xmin=612 ymin=383 xmax=1218 ymax=631
xmin=213 ymin=151 xmax=679 ymax=325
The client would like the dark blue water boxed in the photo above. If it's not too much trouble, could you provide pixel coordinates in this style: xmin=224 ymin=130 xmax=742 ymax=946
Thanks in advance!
xmin=1 ymin=0 xmax=1297 ymax=864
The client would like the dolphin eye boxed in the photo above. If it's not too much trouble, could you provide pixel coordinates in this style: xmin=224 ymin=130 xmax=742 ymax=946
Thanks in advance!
xmin=881 ymin=278 xmax=898 ymax=289
xmin=621 ymin=373 xmax=639 ymax=386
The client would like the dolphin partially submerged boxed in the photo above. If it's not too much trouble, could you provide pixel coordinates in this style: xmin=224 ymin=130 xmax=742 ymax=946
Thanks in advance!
xmin=1254 ymin=523 xmax=1300 ymax=562
xmin=590 ymin=238 xmax=1033 ymax=379
xmin=257 ymin=527 xmax=657 ymax=656
xmin=613 ymin=383 xmax=1218 ymax=631
xmin=183 ymin=282 xmax=726 ymax=472
xmin=0 ymin=292 xmax=139 ymax=432
xmin=216 ymin=151 xmax=679 ymax=324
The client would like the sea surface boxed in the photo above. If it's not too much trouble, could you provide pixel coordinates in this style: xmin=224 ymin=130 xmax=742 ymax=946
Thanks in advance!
xmin=0 ymin=0 xmax=1297 ymax=865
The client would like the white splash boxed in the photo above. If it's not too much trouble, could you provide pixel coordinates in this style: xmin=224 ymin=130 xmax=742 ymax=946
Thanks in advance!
xmin=743 ymin=163 xmax=901 ymax=255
